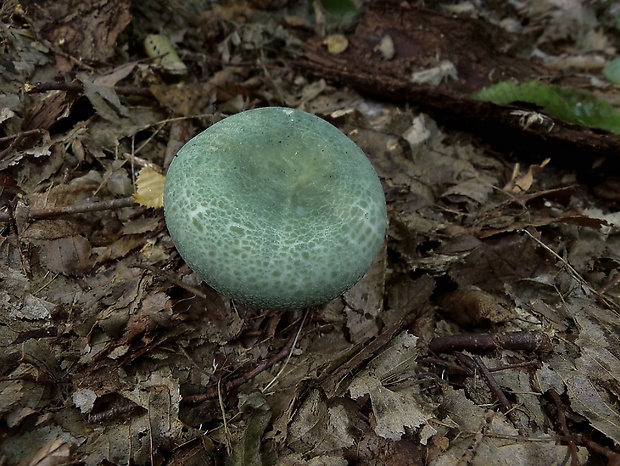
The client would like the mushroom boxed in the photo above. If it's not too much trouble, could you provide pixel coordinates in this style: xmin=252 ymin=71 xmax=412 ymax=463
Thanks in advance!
xmin=164 ymin=107 xmax=387 ymax=309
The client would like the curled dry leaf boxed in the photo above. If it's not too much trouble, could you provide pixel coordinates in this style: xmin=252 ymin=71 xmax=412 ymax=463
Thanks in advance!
xmin=348 ymin=332 xmax=434 ymax=441
xmin=144 ymin=34 xmax=188 ymax=76
xmin=323 ymin=34 xmax=348 ymax=54
xmin=132 ymin=167 xmax=164 ymax=208
xmin=437 ymin=288 xmax=515 ymax=326
xmin=21 ymin=437 xmax=72 ymax=466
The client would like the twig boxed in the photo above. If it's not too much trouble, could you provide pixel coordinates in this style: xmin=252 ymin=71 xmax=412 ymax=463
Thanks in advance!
xmin=147 ymin=393 xmax=155 ymax=465
xmin=131 ymin=263 xmax=208 ymax=299
xmin=580 ymin=437 xmax=620 ymax=466
xmin=262 ymin=311 xmax=307 ymax=393
xmin=428 ymin=331 xmax=552 ymax=355
xmin=0 ymin=129 xmax=45 ymax=161
xmin=218 ymin=379 xmax=232 ymax=454
xmin=319 ymin=305 xmax=424 ymax=397
xmin=597 ymin=273 xmax=620 ymax=296
xmin=24 ymin=80 xmax=153 ymax=97
xmin=521 ymin=229 xmax=585 ymax=285
xmin=471 ymin=354 xmax=527 ymax=435
xmin=183 ymin=329 xmax=299 ymax=404
xmin=0 ymin=197 xmax=136 ymax=222
xmin=417 ymin=356 xmax=474 ymax=377
xmin=88 ymin=402 xmax=142 ymax=423
xmin=0 ymin=129 xmax=44 ymax=144
xmin=548 ymin=388 xmax=581 ymax=466
xmin=470 ymin=355 xmax=512 ymax=413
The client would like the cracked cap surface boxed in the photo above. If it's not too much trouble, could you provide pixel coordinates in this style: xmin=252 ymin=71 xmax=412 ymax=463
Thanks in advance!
xmin=164 ymin=107 xmax=387 ymax=309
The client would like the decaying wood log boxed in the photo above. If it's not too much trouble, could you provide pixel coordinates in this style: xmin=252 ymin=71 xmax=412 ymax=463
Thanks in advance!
xmin=296 ymin=0 xmax=620 ymax=173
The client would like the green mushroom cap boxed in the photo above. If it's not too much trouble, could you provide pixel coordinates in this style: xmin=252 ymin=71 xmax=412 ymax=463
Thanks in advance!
xmin=164 ymin=107 xmax=387 ymax=309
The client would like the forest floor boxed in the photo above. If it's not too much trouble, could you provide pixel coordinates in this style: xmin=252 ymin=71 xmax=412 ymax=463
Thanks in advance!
xmin=1 ymin=0 xmax=620 ymax=465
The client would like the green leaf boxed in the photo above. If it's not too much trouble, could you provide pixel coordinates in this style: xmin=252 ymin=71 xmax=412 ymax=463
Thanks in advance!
xmin=320 ymin=0 xmax=358 ymax=26
xmin=603 ymin=57 xmax=620 ymax=85
xmin=473 ymin=80 xmax=620 ymax=134
xmin=226 ymin=392 xmax=272 ymax=466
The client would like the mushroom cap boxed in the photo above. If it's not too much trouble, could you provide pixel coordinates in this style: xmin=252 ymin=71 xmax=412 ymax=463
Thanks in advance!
xmin=164 ymin=107 xmax=387 ymax=309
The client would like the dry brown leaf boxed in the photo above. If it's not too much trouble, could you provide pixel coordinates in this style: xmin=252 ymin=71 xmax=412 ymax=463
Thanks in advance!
xmin=344 ymin=244 xmax=386 ymax=343
xmin=551 ymin=297 xmax=620 ymax=443
xmin=22 ymin=90 xmax=78 ymax=132
xmin=348 ymin=332 xmax=433 ymax=440
xmin=83 ymin=82 xmax=129 ymax=123
xmin=20 ymin=0 xmax=131 ymax=65
xmin=503 ymin=158 xmax=550 ymax=193
xmin=438 ymin=289 xmax=515 ymax=326
xmin=432 ymin=388 xmax=588 ymax=466
xmin=349 ymin=374 xmax=430 ymax=440
xmin=19 ymin=438 xmax=71 ymax=466
xmin=1 ymin=1 xmax=619 ymax=463
xmin=288 ymin=390 xmax=359 ymax=454
xmin=95 ymin=235 xmax=145 ymax=264
xmin=42 ymin=236 xmax=93 ymax=276
xmin=20 ymin=219 xmax=84 ymax=240
xmin=148 ymin=68 xmax=235 ymax=116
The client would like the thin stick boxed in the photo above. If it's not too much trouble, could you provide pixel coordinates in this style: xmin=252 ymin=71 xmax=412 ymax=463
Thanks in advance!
xmin=471 ymin=354 xmax=513 ymax=414
xmin=429 ymin=331 xmax=552 ymax=355
xmin=183 ymin=329 xmax=299 ymax=404
xmin=218 ymin=379 xmax=232 ymax=454
xmin=522 ymin=228 xmax=620 ymax=313
xmin=24 ymin=81 xmax=152 ymax=97
xmin=0 ymin=197 xmax=136 ymax=222
xmin=549 ymin=388 xmax=581 ymax=465
xmin=0 ymin=129 xmax=44 ymax=143
xmin=472 ymin=354 xmax=526 ymax=435
xmin=262 ymin=312 xmax=307 ymax=393
xmin=319 ymin=306 xmax=423 ymax=397
xmin=131 ymin=264 xmax=208 ymax=299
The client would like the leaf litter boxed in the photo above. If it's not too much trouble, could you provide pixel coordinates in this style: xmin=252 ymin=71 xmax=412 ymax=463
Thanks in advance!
xmin=1 ymin=0 xmax=620 ymax=464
